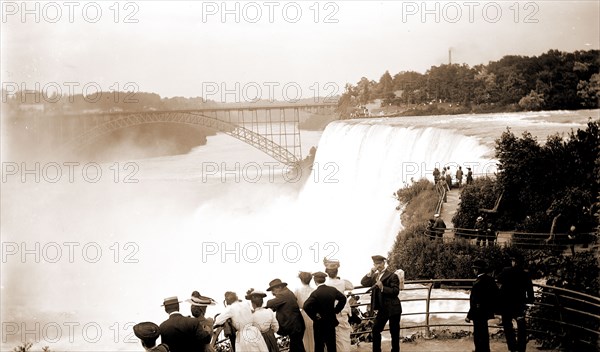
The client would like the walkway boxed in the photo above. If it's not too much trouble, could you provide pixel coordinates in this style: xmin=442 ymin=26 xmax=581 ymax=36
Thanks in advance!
xmin=439 ymin=188 xmax=460 ymax=229
xmin=355 ymin=338 xmax=542 ymax=351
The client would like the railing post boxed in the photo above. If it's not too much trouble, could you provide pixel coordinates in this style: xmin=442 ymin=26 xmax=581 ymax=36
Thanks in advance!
xmin=425 ymin=282 xmax=434 ymax=339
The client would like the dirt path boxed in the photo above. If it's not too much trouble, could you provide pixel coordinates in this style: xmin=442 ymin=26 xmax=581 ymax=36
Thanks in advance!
xmin=440 ymin=188 xmax=460 ymax=228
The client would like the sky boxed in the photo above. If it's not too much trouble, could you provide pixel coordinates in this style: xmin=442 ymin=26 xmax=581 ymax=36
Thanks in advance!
xmin=1 ymin=0 xmax=599 ymax=102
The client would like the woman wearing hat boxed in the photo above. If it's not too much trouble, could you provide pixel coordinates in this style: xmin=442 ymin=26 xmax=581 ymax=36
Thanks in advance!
xmin=246 ymin=288 xmax=280 ymax=352
xmin=294 ymin=272 xmax=315 ymax=352
xmin=214 ymin=291 xmax=269 ymax=352
xmin=187 ymin=291 xmax=217 ymax=352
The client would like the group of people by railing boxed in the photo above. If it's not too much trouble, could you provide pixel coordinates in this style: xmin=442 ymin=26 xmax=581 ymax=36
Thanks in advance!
xmin=130 ymin=256 xmax=398 ymax=352
xmin=130 ymin=251 xmax=599 ymax=352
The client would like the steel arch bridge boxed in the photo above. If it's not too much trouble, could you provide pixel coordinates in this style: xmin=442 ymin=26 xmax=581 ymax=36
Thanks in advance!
xmin=59 ymin=103 xmax=337 ymax=165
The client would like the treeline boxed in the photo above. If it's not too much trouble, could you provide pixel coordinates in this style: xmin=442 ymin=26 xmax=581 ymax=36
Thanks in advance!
xmin=338 ymin=49 xmax=600 ymax=115
xmin=2 ymin=91 xmax=221 ymax=115
xmin=453 ymin=119 xmax=600 ymax=234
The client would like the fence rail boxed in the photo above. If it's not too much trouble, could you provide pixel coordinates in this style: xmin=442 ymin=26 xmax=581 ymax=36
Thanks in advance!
xmin=424 ymin=225 xmax=599 ymax=252
xmin=211 ymin=281 xmax=599 ymax=351
xmin=348 ymin=279 xmax=600 ymax=349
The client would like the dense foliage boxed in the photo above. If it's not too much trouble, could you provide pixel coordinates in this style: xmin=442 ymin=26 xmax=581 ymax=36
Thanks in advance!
xmin=388 ymin=176 xmax=600 ymax=351
xmin=495 ymin=120 xmax=600 ymax=233
xmin=338 ymin=49 xmax=600 ymax=115
xmin=451 ymin=120 xmax=600 ymax=234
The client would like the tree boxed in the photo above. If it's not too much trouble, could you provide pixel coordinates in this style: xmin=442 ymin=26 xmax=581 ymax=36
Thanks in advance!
xmin=577 ymin=73 xmax=600 ymax=108
xmin=378 ymin=70 xmax=394 ymax=99
xmin=518 ymin=90 xmax=545 ymax=110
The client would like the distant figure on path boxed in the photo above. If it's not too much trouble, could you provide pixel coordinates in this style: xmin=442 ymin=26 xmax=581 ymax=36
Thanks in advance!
xmin=361 ymin=255 xmax=402 ymax=352
xmin=466 ymin=167 xmax=474 ymax=185
xmin=465 ymin=259 xmax=499 ymax=352
xmin=497 ymin=253 xmax=534 ymax=352
xmin=456 ymin=166 xmax=463 ymax=188
xmin=426 ymin=218 xmax=435 ymax=238
xmin=567 ymin=225 xmax=577 ymax=256
xmin=433 ymin=167 xmax=440 ymax=183
xmin=475 ymin=216 xmax=487 ymax=246
xmin=433 ymin=213 xmax=446 ymax=239
xmin=445 ymin=172 xmax=453 ymax=190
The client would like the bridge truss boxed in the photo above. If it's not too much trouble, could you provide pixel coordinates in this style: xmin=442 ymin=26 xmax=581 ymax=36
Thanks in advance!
xmin=59 ymin=104 xmax=337 ymax=165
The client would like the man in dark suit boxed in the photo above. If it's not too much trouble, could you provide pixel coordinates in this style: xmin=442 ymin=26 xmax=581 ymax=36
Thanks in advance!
xmin=159 ymin=296 xmax=212 ymax=352
xmin=266 ymin=278 xmax=306 ymax=352
xmin=361 ymin=255 xmax=402 ymax=352
xmin=303 ymin=272 xmax=347 ymax=352
xmin=497 ymin=253 xmax=534 ymax=352
xmin=465 ymin=259 xmax=499 ymax=352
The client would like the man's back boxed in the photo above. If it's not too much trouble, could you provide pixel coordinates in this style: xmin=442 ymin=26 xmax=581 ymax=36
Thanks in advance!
xmin=498 ymin=266 xmax=534 ymax=312
xmin=160 ymin=313 xmax=210 ymax=352
xmin=303 ymin=285 xmax=346 ymax=327
xmin=266 ymin=288 xmax=305 ymax=336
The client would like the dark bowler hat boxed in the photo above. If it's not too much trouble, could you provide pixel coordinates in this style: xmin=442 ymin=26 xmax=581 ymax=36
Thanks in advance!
xmin=371 ymin=255 xmax=387 ymax=264
xmin=472 ymin=259 xmax=487 ymax=270
xmin=133 ymin=322 xmax=160 ymax=340
xmin=161 ymin=296 xmax=181 ymax=306
xmin=266 ymin=278 xmax=288 ymax=291
xmin=312 ymin=271 xmax=327 ymax=279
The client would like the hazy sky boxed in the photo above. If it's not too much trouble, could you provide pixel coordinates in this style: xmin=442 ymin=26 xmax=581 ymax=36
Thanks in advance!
xmin=2 ymin=1 xmax=599 ymax=101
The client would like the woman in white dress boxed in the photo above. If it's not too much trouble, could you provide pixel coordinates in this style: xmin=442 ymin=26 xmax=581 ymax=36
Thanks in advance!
xmin=246 ymin=288 xmax=280 ymax=352
xmin=294 ymin=271 xmax=315 ymax=352
xmin=214 ymin=291 xmax=269 ymax=352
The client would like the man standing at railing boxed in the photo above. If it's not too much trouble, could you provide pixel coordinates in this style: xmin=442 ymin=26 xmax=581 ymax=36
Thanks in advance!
xmin=361 ymin=255 xmax=402 ymax=352
xmin=497 ymin=253 xmax=534 ymax=352
xmin=465 ymin=259 xmax=499 ymax=352
xmin=433 ymin=214 xmax=446 ymax=239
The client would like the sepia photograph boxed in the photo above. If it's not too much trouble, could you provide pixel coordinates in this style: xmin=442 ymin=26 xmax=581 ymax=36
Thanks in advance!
xmin=1 ymin=1 xmax=599 ymax=351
